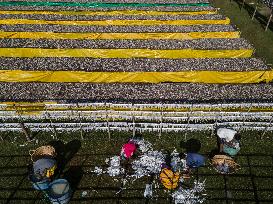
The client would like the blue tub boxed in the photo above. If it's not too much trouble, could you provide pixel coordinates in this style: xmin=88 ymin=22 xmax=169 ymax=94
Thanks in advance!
xmin=32 ymin=179 xmax=50 ymax=190
xmin=29 ymin=174 xmax=50 ymax=191
xmin=46 ymin=179 xmax=72 ymax=204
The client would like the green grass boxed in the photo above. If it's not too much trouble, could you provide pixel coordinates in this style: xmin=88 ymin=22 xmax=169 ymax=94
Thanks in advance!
xmin=212 ymin=0 xmax=273 ymax=66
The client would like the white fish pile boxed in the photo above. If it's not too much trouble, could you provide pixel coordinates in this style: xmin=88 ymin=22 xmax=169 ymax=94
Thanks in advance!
xmin=106 ymin=156 xmax=125 ymax=177
xmin=92 ymin=139 xmax=156 ymax=177
xmin=132 ymin=151 xmax=165 ymax=179
xmin=91 ymin=139 xmax=207 ymax=201
xmin=172 ymin=180 xmax=206 ymax=204
xmin=131 ymin=138 xmax=153 ymax=153
xmin=92 ymin=156 xmax=124 ymax=177
xmin=93 ymin=166 xmax=103 ymax=175
xmin=5 ymin=83 xmax=273 ymax=102
xmin=144 ymin=184 xmax=153 ymax=198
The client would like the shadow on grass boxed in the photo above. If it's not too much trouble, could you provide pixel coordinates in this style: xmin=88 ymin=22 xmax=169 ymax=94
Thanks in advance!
xmin=180 ymin=138 xmax=201 ymax=153
xmin=48 ymin=139 xmax=81 ymax=175
xmin=63 ymin=166 xmax=84 ymax=198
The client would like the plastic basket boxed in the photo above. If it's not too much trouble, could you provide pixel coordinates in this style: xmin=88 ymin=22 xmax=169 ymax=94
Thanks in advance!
xmin=29 ymin=145 xmax=57 ymax=162
xmin=211 ymin=155 xmax=240 ymax=174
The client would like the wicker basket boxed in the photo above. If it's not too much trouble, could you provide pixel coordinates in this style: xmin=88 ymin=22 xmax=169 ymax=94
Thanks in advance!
xmin=29 ymin=145 xmax=57 ymax=162
xmin=211 ymin=155 xmax=240 ymax=174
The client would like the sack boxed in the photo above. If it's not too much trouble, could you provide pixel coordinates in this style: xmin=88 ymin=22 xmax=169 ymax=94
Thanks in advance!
xmin=217 ymin=128 xmax=237 ymax=142
xmin=160 ymin=168 xmax=180 ymax=190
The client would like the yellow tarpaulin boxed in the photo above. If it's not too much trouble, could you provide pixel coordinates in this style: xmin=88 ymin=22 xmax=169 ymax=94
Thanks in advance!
xmin=0 ymin=70 xmax=271 ymax=83
xmin=0 ymin=31 xmax=240 ymax=40
xmin=2 ymin=103 xmax=273 ymax=112
xmin=0 ymin=10 xmax=217 ymax=16
xmin=0 ymin=18 xmax=230 ymax=26
xmin=0 ymin=48 xmax=253 ymax=58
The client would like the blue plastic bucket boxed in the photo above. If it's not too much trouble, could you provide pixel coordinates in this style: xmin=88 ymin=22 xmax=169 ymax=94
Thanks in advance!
xmin=46 ymin=179 xmax=72 ymax=204
xmin=32 ymin=178 xmax=50 ymax=190
xmin=29 ymin=173 xmax=50 ymax=191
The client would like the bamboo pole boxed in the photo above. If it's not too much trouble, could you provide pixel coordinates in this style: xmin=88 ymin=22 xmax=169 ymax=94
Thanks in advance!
xmin=76 ymin=102 xmax=84 ymax=140
xmin=238 ymin=103 xmax=253 ymax=133
xmin=260 ymin=114 xmax=273 ymax=139
xmin=241 ymin=0 xmax=246 ymax=10
xmin=0 ymin=118 xmax=4 ymax=141
xmin=159 ymin=104 xmax=163 ymax=139
xmin=265 ymin=10 xmax=272 ymax=31
xmin=105 ymin=103 xmax=111 ymax=140
xmin=210 ymin=104 xmax=223 ymax=138
xmin=251 ymin=0 xmax=258 ymax=20
xmin=19 ymin=122 xmax=31 ymax=142
xmin=45 ymin=107 xmax=57 ymax=139
xmin=132 ymin=115 xmax=136 ymax=137
xmin=132 ymin=104 xmax=136 ymax=137
xmin=15 ymin=104 xmax=32 ymax=142
xmin=184 ymin=104 xmax=193 ymax=141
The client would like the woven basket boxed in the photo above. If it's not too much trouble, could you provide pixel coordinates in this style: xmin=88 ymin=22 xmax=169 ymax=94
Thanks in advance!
xmin=211 ymin=155 xmax=240 ymax=174
xmin=29 ymin=145 xmax=57 ymax=162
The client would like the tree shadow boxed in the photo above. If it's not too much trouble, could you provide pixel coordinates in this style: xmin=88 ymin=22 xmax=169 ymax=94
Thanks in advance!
xmin=47 ymin=139 xmax=81 ymax=176
xmin=208 ymin=148 xmax=221 ymax=159
xmin=63 ymin=166 xmax=84 ymax=198
xmin=180 ymin=138 xmax=201 ymax=153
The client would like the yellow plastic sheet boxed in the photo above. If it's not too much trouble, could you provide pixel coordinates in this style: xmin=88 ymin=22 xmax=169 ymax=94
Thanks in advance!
xmin=0 ymin=70 xmax=271 ymax=83
xmin=0 ymin=18 xmax=230 ymax=26
xmin=0 ymin=31 xmax=240 ymax=40
xmin=0 ymin=102 xmax=56 ymax=115
xmin=0 ymin=10 xmax=217 ymax=16
xmin=0 ymin=48 xmax=253 ymax=58
xmin=2 ymin=103 xmax=273 ymax=112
